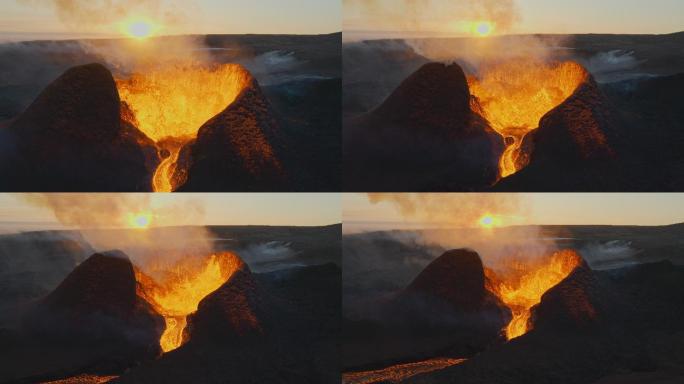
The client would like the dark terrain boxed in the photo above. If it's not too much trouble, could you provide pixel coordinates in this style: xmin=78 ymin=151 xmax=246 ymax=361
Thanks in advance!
xmin=343 ymin=32 xmax=684 ymax=191
xmin=342 ymin=223 xmax=684 ymax=383
xmin=0 ymin=224 xmax=341 ymax=383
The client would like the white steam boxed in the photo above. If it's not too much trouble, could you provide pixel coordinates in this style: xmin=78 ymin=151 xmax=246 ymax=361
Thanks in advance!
xmin=22 ymin=193 xmax=215 ymax=268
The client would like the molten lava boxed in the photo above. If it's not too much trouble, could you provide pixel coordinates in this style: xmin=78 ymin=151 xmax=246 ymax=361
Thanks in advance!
xmin=468 ymin=60 xmax=588 ymax=178
xmin=135 ymin=253 xmax=242 ymax=352
xmin=116 ymin=64 xmax=252 ymax=191
xmin=485 ymin=249 xmax=582 ymax=339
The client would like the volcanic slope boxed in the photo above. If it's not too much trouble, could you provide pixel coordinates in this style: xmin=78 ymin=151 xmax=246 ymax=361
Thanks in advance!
xmin=0 ymin=63 xmax=158 ymax=191
xmin=0 ymin=251 xmax=163 ymax=383
xmin=342 ymin=249 xmax=510 ymax=370
xmin=173 ymin=74 xmax=289 ymax=191
xmin=344 ymin=62 xmax=502 ymax=191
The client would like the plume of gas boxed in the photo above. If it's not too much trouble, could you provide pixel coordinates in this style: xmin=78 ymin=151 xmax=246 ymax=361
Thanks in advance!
xmin=17 ymin=0 xmax=190 ymax=34
xmin=408 ymin=34 xmax=571 ymax=73
xmin=16 ymin=0 xmax=211 ymax=75
xmin=365 ymin=193 xmax=560 ymax=269
xmin=21 ymin=194 xmax=215 ymax=271
xmin=343 ymin=0 xmax=519 ymax=38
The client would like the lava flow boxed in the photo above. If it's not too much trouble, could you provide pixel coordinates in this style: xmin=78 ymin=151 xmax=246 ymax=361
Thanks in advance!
xmin=485 ymin=249 xmax=582 ymax=339
xmin=468 ymin=59 xmax=588 ymax=178
xmin=116 ymin=64 xmax=252 ymax=192
xmin=135 ymin=253 xmax=242 ymax=352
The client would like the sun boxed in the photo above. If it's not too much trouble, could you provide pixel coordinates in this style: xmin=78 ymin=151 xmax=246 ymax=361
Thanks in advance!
xmin=473 ymin=21 xmax=494 ymax=37
xmin=128 ymin=212 xmax=153 ymax=229
xmin=120 ymin=17 xmax=160 ymax=40
xmin=478 ymin=213 xmax=500 ymax=229
xmin=128 ymin=21 xmax=152 ymax=39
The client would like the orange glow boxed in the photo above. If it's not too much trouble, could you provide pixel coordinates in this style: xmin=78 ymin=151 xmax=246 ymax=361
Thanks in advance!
xmin=116 ymin=64 xmax=252 ymax=191
xmin=485 ymin=249 xmax=582 ymax=339
xmin=135 ymin=253 xmax=243 ymax=352
xmin=468 ymin=60 xmax=588 ymax=178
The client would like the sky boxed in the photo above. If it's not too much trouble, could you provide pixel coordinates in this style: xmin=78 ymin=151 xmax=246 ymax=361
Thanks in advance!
xmin=343 ymin=0 xmax=684 ymax=40
xmin=0 ymin=193 xmax=341 ymax=232
xmin=0 ymin=0 xmax=341 ymax=40
xmin=343 ymin=193 xmax=684 ymax=233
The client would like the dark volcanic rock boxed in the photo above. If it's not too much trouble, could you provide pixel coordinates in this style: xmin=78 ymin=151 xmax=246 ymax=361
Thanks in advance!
xmin=23 ymin=251 xmax=163 ymax=350
xmin=342 ymin=249 xmax=510 ymax=370
xmin=496 ymin=75 xmax=623 ymax=191
xmin=0 ymin=252 xmax=164 ymax=383
xmin=344 ymin=62 xmax=503 ymax=191
xmin=390 ymin=249 xmax=510 ymax=331
xmin=373 ymin=63 xmax=473 ymax=134
xmin=603 ymin=72 xmax=684 ymax=191
xmin=531 ymin=260 xmax=602 ymax=332
xmin=175 ymin=75 xmax=289 ymax=191
xmin=404 ymin=249 xmax=487 ymax=310
xmin=0 ymin=63 xmax=158 ymax=191
xmin=186 ymin=259 xmax=268 ymax=343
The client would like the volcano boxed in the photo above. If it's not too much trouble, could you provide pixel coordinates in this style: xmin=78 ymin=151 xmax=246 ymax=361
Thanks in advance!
xmin=401 ymin=259 xmax=684 ymax=384
xmin=344 ymin=60 xmax=624 ymax=191
xmin=344 ymin=63 xmax=502 ymax=191
xmin=342 ymin=247 xmax=589 ymax=377
xmin=23 ymin=251 xmax=163 ymax=352
xmin=0 ymin=64 xmax=157 ymax=191
xmin=0 ymin=62 xmax=287 ymax=192
xmin=342 ymin=249 xmax=512 ymax=370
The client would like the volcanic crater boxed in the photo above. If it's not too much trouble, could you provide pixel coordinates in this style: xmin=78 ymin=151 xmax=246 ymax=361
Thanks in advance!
xmin=342 ymin=247 xmax=585 ymax=376
xmin=344 ymin=59 xmax=618 ymax=191
xmin=0 ymin=62 xmax=286 ymax=192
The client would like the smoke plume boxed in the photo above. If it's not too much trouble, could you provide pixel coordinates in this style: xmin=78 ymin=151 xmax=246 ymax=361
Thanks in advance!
xmin=364 ymin=193 xmax=558 ymax=269
xmin=367 ymin=193 xmax=524 ymax=228
xmin=22 ymin=193 xmax=215 ymax=268
xmin=344 ymin=0 xmax=520 ymax=36
xmin=17 ymin=0 xmax=189 ymax=30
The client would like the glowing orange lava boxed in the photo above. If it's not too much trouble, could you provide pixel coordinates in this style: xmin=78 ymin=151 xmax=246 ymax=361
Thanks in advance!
xmin=116 ymin=64 xmax=252 ymax=191
xmin=485 ymin=249 xmax=582 ymax=339
xmin=135 ymin=252 xmax=243 ymax=352
xmin=468 ymin=60 xmax=588 ymax=178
